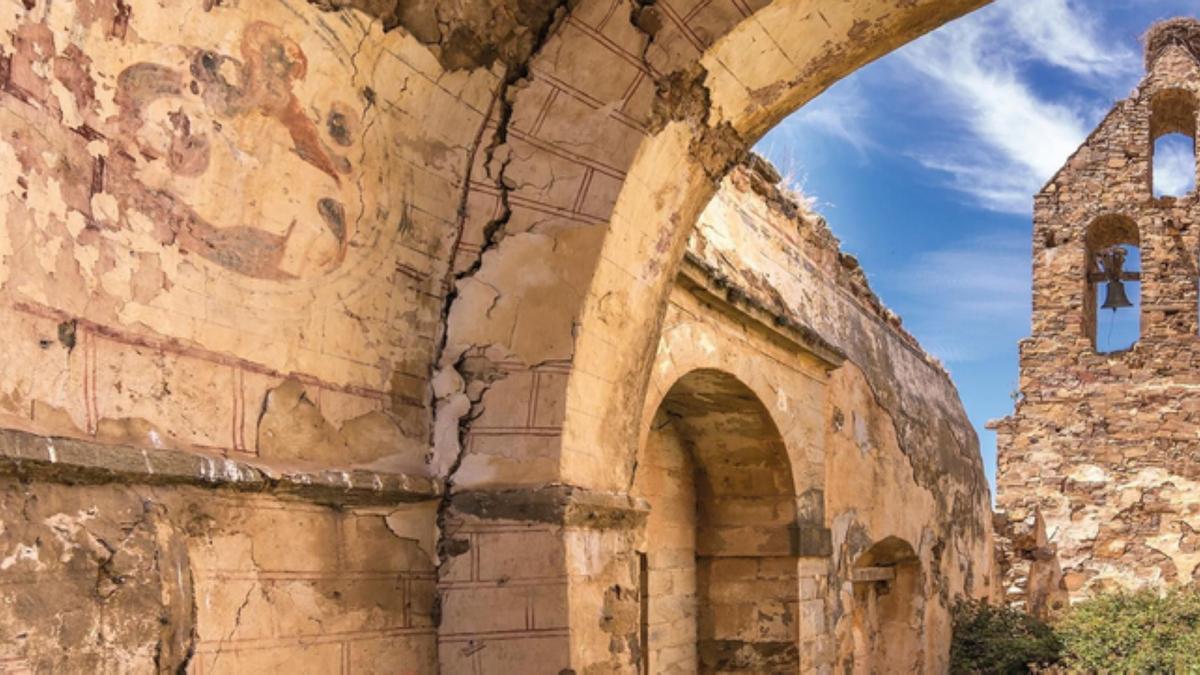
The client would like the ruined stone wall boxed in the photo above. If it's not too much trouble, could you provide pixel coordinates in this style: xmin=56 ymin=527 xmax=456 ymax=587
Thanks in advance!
xmin=996 ymin=19 xmax=1200 ymax=606
xmin=634 ymin=160 xmax=997 ymax=672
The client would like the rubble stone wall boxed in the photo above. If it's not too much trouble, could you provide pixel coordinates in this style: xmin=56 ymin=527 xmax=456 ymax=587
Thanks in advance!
xmin=996 ymin=18 xmax=1200 ymax=607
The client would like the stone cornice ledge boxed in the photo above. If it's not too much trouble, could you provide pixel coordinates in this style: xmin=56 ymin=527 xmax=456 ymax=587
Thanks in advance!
xmin=0 ymin=427 xmax=441 ymax=506
xmin=678 ymin=253 xmax=847 ymax=369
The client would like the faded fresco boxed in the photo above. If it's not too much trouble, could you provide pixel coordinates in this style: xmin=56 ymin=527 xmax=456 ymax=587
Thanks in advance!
xmin=0 ymin=0 xmax=453 ymax=464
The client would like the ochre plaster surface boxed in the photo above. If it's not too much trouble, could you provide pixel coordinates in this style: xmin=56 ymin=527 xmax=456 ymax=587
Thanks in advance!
xmin=0 ymin=0 xmax=997 ymax=671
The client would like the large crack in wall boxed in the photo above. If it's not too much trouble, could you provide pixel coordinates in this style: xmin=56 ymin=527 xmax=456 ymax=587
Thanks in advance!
xmin=427 ymin=0 xmax=578 ymax=597
xmin=425 ymin=2 xmax=758 ymax=587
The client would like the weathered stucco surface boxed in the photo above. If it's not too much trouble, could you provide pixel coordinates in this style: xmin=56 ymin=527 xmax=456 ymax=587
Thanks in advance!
xmin=0 ymin=466 xmax=438 ymax=671
xmin=0 ymin=0 xmax=998 ymax=671
xmin=0 ymin=0 xmax=445 ymax=469
xmin=996 ymin=18 xmax=1200 ymax=611
xmin=636 ymin=162 xmax=996 ymax=672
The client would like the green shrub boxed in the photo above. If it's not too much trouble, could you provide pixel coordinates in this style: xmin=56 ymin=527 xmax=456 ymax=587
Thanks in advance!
xmin=951 ymin=598 xmax=1062 ymax=674
xmin=1056 ymin=586 xmax=1200 ymax=672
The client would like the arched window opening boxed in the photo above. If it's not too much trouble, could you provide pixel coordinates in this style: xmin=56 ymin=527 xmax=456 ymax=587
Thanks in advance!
xmin=1150 ymin=89 xmax=1198 ymax=197
xmin=1085 ymin=215 xmax=1140 ymax=353
xmin=849 ymin=537 xmax=922 ymax=673
xmin=632 ymin=369 xmax=802 ymax=674
xmin=1154 ymin=134 xmax=1196 ymax=196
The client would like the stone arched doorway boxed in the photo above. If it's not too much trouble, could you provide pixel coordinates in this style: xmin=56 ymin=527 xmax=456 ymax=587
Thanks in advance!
xmin=632 ymin=368 xmax=804 ymax=673
xmin=850 ymin=536 xmax=923 ymax=674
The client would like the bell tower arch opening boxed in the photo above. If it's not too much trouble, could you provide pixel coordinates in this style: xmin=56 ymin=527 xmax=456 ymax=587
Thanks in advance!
xmin=1150 ymin=88 xmax=1198 ymax=197
xmin=632 ymin=368 xmax=804 ymax=674
xmin=1084 ymin=215 xmax=1141 ymax=353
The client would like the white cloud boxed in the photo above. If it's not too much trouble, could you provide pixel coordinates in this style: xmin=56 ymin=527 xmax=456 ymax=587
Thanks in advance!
xmin=908 ymin=154 xmax=1039 ymax=213
xmin=1000 ymin=0 xmax=1136 ymax=79
xmin=888 ymin=231 xmax=1030 ymax=362
xmin=892 ymin=0 xmax=1142 ymax=213
xmin=755 ymin=77 xmax=872 ymax=193
xmin=785 ymin=80 xmax=873 ymax=155
xmin=757 ymin=0 xmax=1145 ymax=214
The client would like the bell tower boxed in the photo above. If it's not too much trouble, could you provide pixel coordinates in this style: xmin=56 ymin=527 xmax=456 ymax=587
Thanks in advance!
xmin=994 ymin=17 xmax=1200 ymax=613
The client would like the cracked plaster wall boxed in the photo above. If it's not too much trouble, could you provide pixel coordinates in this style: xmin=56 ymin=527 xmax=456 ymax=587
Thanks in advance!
xmin=0 ymin=477 xmax=438 ymax=672
xmin=0 ymin=0 xmax=996 ymax=671
xmin=0 ymin=0 xmax=449 ymax=471
xmin=0 ymin=1 xmax=455 ymax=672
xmin=642 ymin=161 xmax=998 ymax=673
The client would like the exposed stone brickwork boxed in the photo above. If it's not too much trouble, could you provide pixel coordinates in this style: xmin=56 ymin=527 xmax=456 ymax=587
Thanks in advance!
xmin=995 ymin=18 xmax=1200 ymax=607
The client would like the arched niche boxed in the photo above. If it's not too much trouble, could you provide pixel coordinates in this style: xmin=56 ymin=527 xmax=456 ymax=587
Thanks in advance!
xmin=849 ymin=536 xmax=922 ymax=674
xmin=632 ymin=368 xmax=803 ymax=674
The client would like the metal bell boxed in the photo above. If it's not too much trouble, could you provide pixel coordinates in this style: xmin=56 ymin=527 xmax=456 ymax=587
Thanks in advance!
xmin=1101 ymin=280 xmax=1133 ymax=311
xmin=1096 ymin=246 xmax=1134 ymax=311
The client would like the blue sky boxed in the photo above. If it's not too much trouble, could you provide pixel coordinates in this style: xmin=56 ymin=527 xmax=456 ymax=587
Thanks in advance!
xmin=755 ymin=0 xmax=1199 ymax=489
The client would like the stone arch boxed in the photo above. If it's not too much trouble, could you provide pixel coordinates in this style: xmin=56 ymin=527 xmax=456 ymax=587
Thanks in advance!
xmin=849 ymin=536 xmax=923 ymax=674
xmin=1149 ymin=87 xmax=1198 ymax=139
xmin=427 ymin=0 xmax=989 ymax=493
xmin=404 ymin=0 xmax=989 ymax=669
xmin=637 ymin=315 xmax=828 ymax=501
xmin=553 ymin=0 xmax=988 ymax=493
xmin=632 ymin=367 xmax=804 ymax=673
xmin=1085 ymin=213 xmax=1141 ymax=251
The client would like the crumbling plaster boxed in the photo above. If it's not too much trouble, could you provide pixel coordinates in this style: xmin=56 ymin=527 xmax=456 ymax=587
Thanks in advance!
xmin=0 ymin=0 xmax=990 ymax=512
xmin=0 ymin=0 xmax=449 ymax=471
xmin=0 ymin=0 xmax=998 ymax=671
xmin=0 ymin=467 xmax=439 ymax=672
xmin=654 ymin=163 xmax=997 ymax=672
